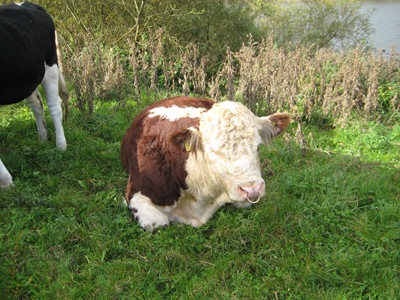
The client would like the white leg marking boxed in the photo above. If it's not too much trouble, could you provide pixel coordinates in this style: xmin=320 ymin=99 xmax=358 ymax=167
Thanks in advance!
xmin=26 ymin=89 xmax=48 ymax=142
xmin=129 ymin=192 xmax=170 ymax=232
xmin=0 ymin=159 xmax=13 ymax=188
xmin=41 ymin=64 xmax=67 ymax=150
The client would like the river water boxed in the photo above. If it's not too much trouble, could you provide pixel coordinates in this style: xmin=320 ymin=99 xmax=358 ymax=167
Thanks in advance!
xmin=360 ymin=1 xmax=400 ymax=52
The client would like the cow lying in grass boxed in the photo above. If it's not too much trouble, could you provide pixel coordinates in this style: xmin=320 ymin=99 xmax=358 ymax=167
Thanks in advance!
xmin=121 ymin=96 xmax=290 ymax=231
xmin=0 ymin=2 xmax=67 ymax=188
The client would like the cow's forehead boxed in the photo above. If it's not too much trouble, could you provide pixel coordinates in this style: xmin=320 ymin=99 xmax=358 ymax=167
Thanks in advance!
xmin=200 ymin=101 xmax=261 ymax=146
xmin=201 ymin=101 xmax=258 ymax=129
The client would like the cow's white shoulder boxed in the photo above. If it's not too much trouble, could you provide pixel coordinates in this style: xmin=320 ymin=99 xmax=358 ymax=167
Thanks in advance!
xmin=148 ymin=105 xmax=207 ymax=121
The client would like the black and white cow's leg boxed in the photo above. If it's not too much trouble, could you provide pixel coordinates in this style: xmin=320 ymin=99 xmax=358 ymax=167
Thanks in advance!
xmin=0 ymin=159 xmax=13 ymax=188
xmin=129 ymin=192 xmax=170 ymax=232
xmin=26 ymin=89 xmax=48 ymax=142
xmin=41 ymin=64 xmax=67 ymax=150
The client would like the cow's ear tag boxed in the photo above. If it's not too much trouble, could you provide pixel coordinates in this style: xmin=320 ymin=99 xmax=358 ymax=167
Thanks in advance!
xmin=184 ymin=141 xmax=194 ymax=152
xmin=271 ymin=119 xmax=277 ymax=126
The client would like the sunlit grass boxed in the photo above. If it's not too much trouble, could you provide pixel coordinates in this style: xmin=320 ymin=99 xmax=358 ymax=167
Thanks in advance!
xmin=1 ymin=100 xmax=399 ymax=299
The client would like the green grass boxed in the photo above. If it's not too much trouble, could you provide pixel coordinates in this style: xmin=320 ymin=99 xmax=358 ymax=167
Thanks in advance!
xmin=1 ymin=99 xmax=399 ymax=299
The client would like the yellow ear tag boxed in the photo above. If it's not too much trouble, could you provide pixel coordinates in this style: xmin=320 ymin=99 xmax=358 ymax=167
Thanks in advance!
xmin=271 ymin=120 xmax=277 ymax=126
xmin=184 ymin=141 xmax=194 ymax=152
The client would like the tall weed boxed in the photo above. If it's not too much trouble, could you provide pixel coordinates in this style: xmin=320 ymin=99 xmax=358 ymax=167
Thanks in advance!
xmin=63 ymin=32 xmax=399 ymax=126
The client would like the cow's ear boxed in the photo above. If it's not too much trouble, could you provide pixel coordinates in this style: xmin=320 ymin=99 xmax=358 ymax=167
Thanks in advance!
xmin=259 ymin=113 xmax=290 ymax=143
xmin=171 ymin=127 xmax=200 ymax=152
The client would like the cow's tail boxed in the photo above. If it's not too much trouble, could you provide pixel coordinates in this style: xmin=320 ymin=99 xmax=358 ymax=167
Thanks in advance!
xmin=55 ymin=30 xmax=69 ymax=119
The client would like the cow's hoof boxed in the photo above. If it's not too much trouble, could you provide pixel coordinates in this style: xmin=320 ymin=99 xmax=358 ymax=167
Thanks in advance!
xmin=0 ymin=181 xmax=14 ymax=189
xmin=140 ymin=218 xmax=170 ymax=232
xmin=56 ymin=140 xmax=67 ymax=151
xmin=132 ymin=207 xmax=170 ymax=232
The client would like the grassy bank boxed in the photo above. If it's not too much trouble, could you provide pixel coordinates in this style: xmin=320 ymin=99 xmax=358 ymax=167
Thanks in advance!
xmin=0 ymin=97 xmax=399 ymax=299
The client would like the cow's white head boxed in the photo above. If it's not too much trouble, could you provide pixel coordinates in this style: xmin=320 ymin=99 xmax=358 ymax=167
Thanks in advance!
xmin=179 ymin=101 xmax=290 ymax=206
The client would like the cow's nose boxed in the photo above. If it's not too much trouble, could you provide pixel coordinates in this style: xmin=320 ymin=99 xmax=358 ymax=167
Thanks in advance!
xmin=238 ymin=181 xmax=265 ymax=203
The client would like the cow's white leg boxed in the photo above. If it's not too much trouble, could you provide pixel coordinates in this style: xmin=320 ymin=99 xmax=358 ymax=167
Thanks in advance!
xmin=41 ymin=64 xmax=67 ymax=150
xmin=0 ymin=159 xmax=13 ymax=188
xmin=26 ymin=89 xmax=48 ymax=142
xmin=129 ymin=192 xmax=170 ymax=232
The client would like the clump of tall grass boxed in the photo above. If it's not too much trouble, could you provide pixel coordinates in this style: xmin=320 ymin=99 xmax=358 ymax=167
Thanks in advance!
xmin=63 ymin=32 xmax=399 ymax=126
xmin=224 ymin=36 xmax=399 ymax=125
xmin=65 ymin=35 xmax=127 ymax=113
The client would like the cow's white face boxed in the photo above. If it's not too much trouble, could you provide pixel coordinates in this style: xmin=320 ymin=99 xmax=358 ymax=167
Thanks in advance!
xmin=185 ymin=101 xmax=289 ymax=205
xmin=201 ymin=102 xmax=264 ymax=202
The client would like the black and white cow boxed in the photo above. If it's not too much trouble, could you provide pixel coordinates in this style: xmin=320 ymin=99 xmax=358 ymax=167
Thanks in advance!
xmin=0 ymin=1 xmax=67 ymax=187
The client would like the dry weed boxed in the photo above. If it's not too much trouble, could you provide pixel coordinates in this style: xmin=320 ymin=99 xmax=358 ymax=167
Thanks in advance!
xmin=65 ymin=34 xmax=127 ymax=112
xmin=64 ymin=32 xmax=399 ymax=123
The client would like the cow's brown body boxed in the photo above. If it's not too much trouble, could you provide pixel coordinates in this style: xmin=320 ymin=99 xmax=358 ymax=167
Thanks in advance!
xmin=121 ymin=97 xmax=214 ymax=206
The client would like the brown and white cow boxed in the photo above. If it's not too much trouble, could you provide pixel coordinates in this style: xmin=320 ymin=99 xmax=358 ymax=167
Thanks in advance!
xmin=121 ymin=96 xmax=290 ymax=231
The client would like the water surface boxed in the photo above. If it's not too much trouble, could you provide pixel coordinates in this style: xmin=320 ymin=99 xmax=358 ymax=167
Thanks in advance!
xmin=360 ymin=1 xmax=400 ymax=52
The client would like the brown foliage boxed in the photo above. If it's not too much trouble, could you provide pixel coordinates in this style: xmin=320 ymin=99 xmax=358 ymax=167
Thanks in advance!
xmin=65 ymin=35 xmax=127 ymax=113
xmin=64 ymin=33 xmax=399 ymax=126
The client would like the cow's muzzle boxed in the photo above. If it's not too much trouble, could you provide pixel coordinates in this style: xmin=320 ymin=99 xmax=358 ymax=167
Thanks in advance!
xmin=238 ymin=181 xmax=265 ymax=204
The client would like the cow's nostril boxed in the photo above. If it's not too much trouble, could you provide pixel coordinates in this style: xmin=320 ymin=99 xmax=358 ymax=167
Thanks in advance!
xmin=239 ymin=181 xmax=265 ymax=203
